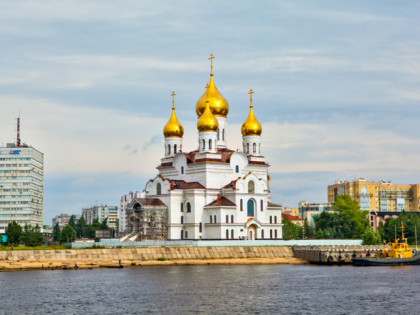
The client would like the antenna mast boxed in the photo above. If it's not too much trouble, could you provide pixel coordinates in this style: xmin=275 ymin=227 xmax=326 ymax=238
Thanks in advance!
xmin=16 ymin=116 xmax=21 ymax=147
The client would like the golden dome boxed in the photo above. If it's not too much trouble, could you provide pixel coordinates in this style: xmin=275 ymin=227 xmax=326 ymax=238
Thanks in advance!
xmin=163 ymin=92 xmax=184 ymax=138
xmin=195 ymin=54 xmax=229 ymax=117
xmin=241 ymin=89 xmax=262 ymax=136
xmin=197 ymin=101 xmax=219 ymax=132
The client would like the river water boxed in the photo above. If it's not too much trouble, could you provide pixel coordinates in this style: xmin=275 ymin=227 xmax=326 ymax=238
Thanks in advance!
xmin=0 ymin=265 xmax=419 ymax=314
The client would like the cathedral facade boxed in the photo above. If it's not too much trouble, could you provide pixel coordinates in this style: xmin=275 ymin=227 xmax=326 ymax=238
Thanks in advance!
xmin=127 ymin=55 xmax=283 ymax=241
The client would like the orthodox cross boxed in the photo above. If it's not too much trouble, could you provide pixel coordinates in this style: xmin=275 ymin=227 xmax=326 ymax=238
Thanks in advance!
xmin=209 ymin=53 xmax=215 ymax=75
xmin=248 ymin=89 xmax=254 ymax=108
xmin=171 ymin=91 xmax=176 ymax=109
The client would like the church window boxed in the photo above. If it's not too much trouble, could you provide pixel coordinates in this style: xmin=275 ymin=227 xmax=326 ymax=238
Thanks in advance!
xmin=235 ymin=165 xmax=239 ymax=173
xmin=247 ymin=199 xmax=255 ymax=216
xmin=260 ymin=200 xmax=263 ymax=211
xmin=174 ymin=144 xmax=177 ymax=154
xmin=181 ymin=230 xmax=184 ymax=240
xmin=156 ymin=183 xmax=161 ymax=195
xmin=209 ymin=139 xmax=212 ymax=150
xmin=275 ymin=230 xmax=278 ymax=239
xmin=270 ymin=216 xmax=272 ymax=224
xmin=199 ymin=222 xmax=202 ymax=233
xmin=217 ymin=129 xmax=220 ymax=140
xmin=231 ymin=229 xmax=234 ymax=239
xmin=168 ymin=144 xmax=171 ymax=155
xmin=186 ymin=202 xmax=191 ymax=213
xmin=259 ymin=143 xmax=261 ymax=153
xmin=261 ymin=230 xmax=265 ymax=239
xmin=240 ymin=199 xmax=243 ymax=211
xmin=181 ymin=166 xmax=184 ymax=174
xmin=222 ymin=129 xmax=225 ymax=140
xmin=214 ymin=215 xmax=217 ymax=223
xmin=181 ymin=203 xmax=184 ymax=212
xmin=210 ymin=216 xmax=212 ymax=224
xmin=248 ymin=181 xmax=255 ymax=194
xmin=274 ymin=216 xmax=277 ymax=224
xmin=181 ymin=216 xmax=184 ymax=224
xmin=253 ymin=143 xmax=256 ymax=153
xmin=270 ymin=229 xmax=273 ymax=239
xmin=185 ymin=231 xmax=188 ymax=239
xmin=226 ymin=215 xmax=229 ymax=223
xmin=247 ymin=143 xmax=249 ymax=153
xmin=202 ymin=139 xmax=205 ymax=150
xmin=226 ymin=229 xmax=229 ymax=239
xmin=231 ymin=215 xmax=234 ymax=223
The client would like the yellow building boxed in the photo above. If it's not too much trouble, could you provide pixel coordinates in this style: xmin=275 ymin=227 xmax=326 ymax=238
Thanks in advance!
xmin=328 ymin=178 xmax=420 ymax=212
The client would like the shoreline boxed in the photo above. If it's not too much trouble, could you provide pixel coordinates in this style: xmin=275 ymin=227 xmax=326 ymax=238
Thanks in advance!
xmin=0 ymin=257 xmax=307 ymax=271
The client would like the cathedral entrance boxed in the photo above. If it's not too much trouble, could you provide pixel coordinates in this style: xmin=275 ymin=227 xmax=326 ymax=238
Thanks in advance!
xmin=247 ymin=225 xmax=257 ymax=240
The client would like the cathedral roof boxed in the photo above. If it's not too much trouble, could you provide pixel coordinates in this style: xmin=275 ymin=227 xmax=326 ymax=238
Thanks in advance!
xmin=267 ymin=201 xmax=282 ymax=208
xmin=205 ymin=195 xmax=236 ymax=207
xmin=134 ymin=198 xmax=167 ymax=207
xmin=222 ymin=178 xmax=240 ymax=190
xmin=170 ymin=180 xmax=205 ymax=190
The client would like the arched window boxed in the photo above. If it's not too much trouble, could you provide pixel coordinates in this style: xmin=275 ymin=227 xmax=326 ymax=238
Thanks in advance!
xmin=214 ymin=215 xmax=217 ymax=223
xmin=226 ymin=229 xmax=229 ymax=239
xmin=209 ymin=139 xmax=212 ymax=150
xmin=231 ymin=215 xmax=234 ymax=223
xmin=199 ymin=222 xmax=202 ymax=233
xmin=248 ymin=181 xmax=255 ymax=194
xmin=240 ymin=199 xmax=243 ymax=211
xmin=226 ymin=215 xmax=229 ymax=223
xmin=274 ymin=216 xmax=277 ymax=224
xmin=270 ymin=216 xmax=272 ymax=224
xmin=261 ymin=229 xmax=264 ymax=239
xmin=247 ymin=199 xmax=255 ymax=216
xmin=156 ymin=183 xmax=161 ymax=195
xmin=235 ymin=165 xmax=239 ymax=173
xmin=168 ymin=144 xmax=171 ymax=155
xmin=253 ymin=143 xmax=256 ymax=153
xmin=181 ymin=166 xmax=184 ymax=174
xmin=174 ymin=144 xmax=177 ymax=154
xmin=202 ymin=139 xmax=205 ymax=150
xmin=180 ymin=203 xmax=184 ymax=212
xmin=210 ymin=216 xmax=212 ymax=224
xmin=260 ymin=200 xmax=263 ymax=211
xmin=231 ymin=229 xmax=234 ymax=239
xmin=186 ymin=202 xmax=191 ymax=213
xmin=185 ymin=231 xmax=188 ymax=239
xmin=247 ymin=143 xmax=249 ymax=153
xmin=275 ymin=230 xmax=278 ymax=239
xmin=259 ymin=143 xmax=261 ymax=153
xmin=270 ymin=229 xmax=273 ymax=239
xmin=222 ymin=129 xmax=225 ymax=140
xmin=217 ymin=129 xmax=220 ymax=140
xmin=181 ymin=216 xmax=184 ymax=224
xmin=181 ymin=230 xmax=184 ymax=239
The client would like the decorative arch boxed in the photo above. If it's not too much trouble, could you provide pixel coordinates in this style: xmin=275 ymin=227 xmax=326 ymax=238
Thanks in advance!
xmin=248 ymin=181 xmax=255 ymax=194
xmin=156 ymin=183 xmax=162 ymax=195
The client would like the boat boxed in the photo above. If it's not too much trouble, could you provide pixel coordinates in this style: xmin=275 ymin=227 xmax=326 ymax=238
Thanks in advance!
xmin=353 ymin=223 xmax=420 ymax=266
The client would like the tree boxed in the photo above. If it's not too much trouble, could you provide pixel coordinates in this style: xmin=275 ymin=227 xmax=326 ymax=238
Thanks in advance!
xmin=100 ymin=217 xmax=108 ymax=230
xmin=76 ymin=216 xmax=87 ymax=238
xmin=68 ymin=215 xmax=77 ymax=231
xmin=60 ymin=225 xmax=76 ymax=243
xmin=361 ymin=227 xmax=382 ymax=245
xmin=92 ymin=218 xmax=101 ymax=230
xmin=303 ymin=219 xmax=316 ymax=239
xmin=6 ymin=221 xmax=22 ymax=246
xmin=52 ymin=222 xmax=61 ymax=243
xmin=379 ymin=211 xmax=420 ymax=244
xmin=20 ymin=224 xmax=44 ymax=247
xmin=282 ymin=219 xmax=300 ymax=240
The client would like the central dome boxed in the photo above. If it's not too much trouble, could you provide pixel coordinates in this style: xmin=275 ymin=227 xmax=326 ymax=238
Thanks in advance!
xmin=197 ymin=101 xmax=219 ymax=132
xmin=196 ymin=75 xmax=229 ymax=117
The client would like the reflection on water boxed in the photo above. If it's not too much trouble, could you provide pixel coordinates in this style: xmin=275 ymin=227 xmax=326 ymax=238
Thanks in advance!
xmin=0 ymin=265 xmax=419 ymax=314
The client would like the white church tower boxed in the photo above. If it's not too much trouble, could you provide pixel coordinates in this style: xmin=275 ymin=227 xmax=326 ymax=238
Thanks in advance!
xmin=163 ymin=91 xmax=184 ymax=158
xmin=241 ymin=89 xmax=262 ymax=156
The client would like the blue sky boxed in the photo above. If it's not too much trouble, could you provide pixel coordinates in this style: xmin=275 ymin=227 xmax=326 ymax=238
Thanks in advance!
xmin=1 ymin=1 xmax=420 ymax=225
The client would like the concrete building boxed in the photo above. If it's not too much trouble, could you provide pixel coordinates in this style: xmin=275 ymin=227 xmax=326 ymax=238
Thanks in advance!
xmin=328 ymin=178 xmax=420 ymax=212
xmin=119 ymin=191 xmax=143 ymax=233
xmin=126 ymin=57 xmax=283 ymax=241
xmin=82 ymin=205 xmax=118 ymax=229
xmin=0 ymin=138 xmax=44 ymax=233
xmin=298 ymin=201 xmax=332 ymax=225
xmin=52 ymin=213 xmax=81 ymax=229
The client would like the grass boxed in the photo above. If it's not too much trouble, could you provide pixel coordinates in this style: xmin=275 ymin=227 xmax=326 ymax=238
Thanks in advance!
xmin=156 ymin=257 xmax=166 ymax=261
xmin=0 ymin=244 xmax=68 ymax=251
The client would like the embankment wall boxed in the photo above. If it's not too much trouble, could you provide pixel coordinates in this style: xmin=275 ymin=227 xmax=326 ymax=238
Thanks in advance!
xmin=0 ymin=246 xmax=294 ymax=262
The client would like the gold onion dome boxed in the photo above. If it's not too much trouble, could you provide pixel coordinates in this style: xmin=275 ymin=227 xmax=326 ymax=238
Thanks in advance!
xmin=163 ymin=91 xmax=184 ymax=138
xmin=197 ymin=101 xmax=219 ymax=132
xmin=195 ymin=54 xmax=229 ymax=117
xmin=241 ymin=89 xmax=262 ymax=136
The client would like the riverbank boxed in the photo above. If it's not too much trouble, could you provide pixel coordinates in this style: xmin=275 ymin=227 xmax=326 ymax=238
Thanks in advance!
xmin=0 ymin=257 xmax=307 ymax=271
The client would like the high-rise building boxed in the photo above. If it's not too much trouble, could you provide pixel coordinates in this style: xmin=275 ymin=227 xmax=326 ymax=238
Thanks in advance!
xmin=0 ymin=142 xmax=44 ymax=232
xmin=328 ymin=178 xmax=420 ymax=212
xmin=52 ymin=213 xmax=81 ymax=229
xmin=82 ymin=205 xmax=118 ymax=229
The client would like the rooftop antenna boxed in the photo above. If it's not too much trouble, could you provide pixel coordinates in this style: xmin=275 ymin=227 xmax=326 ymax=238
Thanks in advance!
xmin=16 ymin=115 xmax=21 ymax=147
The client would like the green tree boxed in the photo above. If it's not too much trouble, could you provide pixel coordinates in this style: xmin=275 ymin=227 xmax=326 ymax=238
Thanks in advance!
xmin=379 ymin=212 xmax=420 ymax=244
xmin=282 ymin=219 xmax=300 ymax=240
xmin=361 ymin=227 xmax=382 ymax=245
xmin=60 ymin=225 xmax=76 ymax=243
xmin=68 ymin=215 xmax=77 ymax=230
xmin=100 ymin=217 xmax=108 ymax=230
xmin=92 ymin=218 xmax=101 ymax=230
xmin=76 ymin=216 xmax=87 ymax=238
xmin=20 ymin=224 xmax=44 ymax=247
xmin=52 ymin=222 xmax=61 ymax=243
xmin=6 ymin=221 xmax=22 ymax=246
xmin=303 ymin=219 xmax=316 ymax=239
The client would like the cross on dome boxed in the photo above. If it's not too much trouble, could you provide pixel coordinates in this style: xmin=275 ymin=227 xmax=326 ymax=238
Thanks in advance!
xmin=209 ymin=53 xmax=215 ymax=75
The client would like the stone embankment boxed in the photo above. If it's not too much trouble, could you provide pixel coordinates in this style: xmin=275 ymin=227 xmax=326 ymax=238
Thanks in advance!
xmin=0 ymin=246 xmax=305 ymax=271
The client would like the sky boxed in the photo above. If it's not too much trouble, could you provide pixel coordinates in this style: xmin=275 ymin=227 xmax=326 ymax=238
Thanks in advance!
xmin=1 ymin=1 xmax=420 ymax=226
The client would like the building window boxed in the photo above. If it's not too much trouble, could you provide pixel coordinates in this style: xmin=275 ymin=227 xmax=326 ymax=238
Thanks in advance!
xmin=226 ymin=215 xmax=229 ymax=223
xmin=174 ymin=144 xmax=177 ymax=154
xmin=181 ymin=230 xmax=184 ymax=240
xmin=168 ymin=144 xmax=171 ymax=154
xmin=235 ymin=165 xmax=239 ymax=173
xmin=247 ymin=199 xmax=255 ymax=216
xmin=226 ymin=229 xmax=229 ymax=239
xmin=270 ymin=229 xmax=273 ymax=239
xmin=260 ymin=200 xmax=263 ymax=211
xmin=231 ymin=215 xmax=234 ymax=223
xmin=231 ymin=229 xmax=234 ymax=239
xmin=209 ymin=139 xmax=212 ymax=150
xmin=261 ymin=230 xmax=264 ymax=239
xmin=186 ymin=202 xmax=191 ymax=213
xmin=247 ymin=143 xmax=249 ymax=153
xmin=253 ymin=143 xmax=256 ymax=153
xmin=217 ymin=129 xmax=220 ymax=140
xmin=181 ymin=166 xmax=184 ymax=174
xmin=240 ymin=199 xmax=243 ymax=211
xmin=214 ymin=215 xmax=217 ymax=223
xmin=270 ymin=216 xmax=272 ymax=223
xmin=181 ymin=203 xmax=184 ymax=212
xmin=199 ymin=222 xmax=202 ymax=233
xmin=202 ymin=139 xmax=205 ymax=150
xmin=185 ymin=231 xmax=188 ymax=239
xmin=210 ymin=216 xmax=212 ymax=224
xmin=274 ymin=230 xmax=278 ymax=239
xmin=274 ymin=216 xmax=277 ymax=224
xmin=181 ymin=216 xmax=184 ymax=224
xmin=248 ymin=181 xmax=255 ymax=194
xmin=222 ymin=129 xmax=225 ymax=140
xmin=156 ymin=183 xmax=161 ymax=195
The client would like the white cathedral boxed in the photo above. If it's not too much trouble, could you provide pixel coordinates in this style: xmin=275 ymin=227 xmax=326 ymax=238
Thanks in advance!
xmin=126 ymin=55 xmax=283 ymax=241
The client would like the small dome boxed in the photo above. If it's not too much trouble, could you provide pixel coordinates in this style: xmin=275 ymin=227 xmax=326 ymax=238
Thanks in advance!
xmin=163 ymin=103 xmax=184 ymax=138
xmin=197 ymin=101 xmax=219 ymax=132
xmin=241 ymin=90 xmax=262 ymax=136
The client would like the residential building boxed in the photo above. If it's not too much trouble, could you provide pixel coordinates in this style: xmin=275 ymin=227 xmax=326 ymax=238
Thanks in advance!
xmin=52 ymin=213 xmax=81 ymax=229
xmin=368 ymin=211 xmax=420 ymax=230
xmin=82 ymin=205 xmax=118 ymax=229
xmin=119 ymin=191 xmax=143 ymax=233
xmin=298 ymin=201 xmax=332 ymax=225
xmin=282 ymin=213 xmax=304 ymax=227
xmin=0 ymin=133 xmax=44 ymax=232
xmin=282 ymin=208 xmax=299 ymax=217
xmin=328 ymin=178 xmax=420 ymax=212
